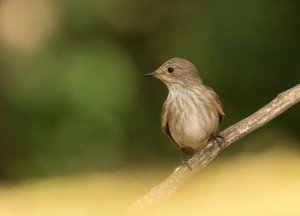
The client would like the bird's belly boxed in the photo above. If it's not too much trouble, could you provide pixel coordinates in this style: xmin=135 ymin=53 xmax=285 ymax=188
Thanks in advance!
xmin=169 ymin=110 xmax=218 ymax=150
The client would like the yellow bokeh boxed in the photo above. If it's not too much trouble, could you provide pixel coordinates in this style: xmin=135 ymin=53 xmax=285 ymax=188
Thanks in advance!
xmin=1 ymin=148 xmax=300 ymax=216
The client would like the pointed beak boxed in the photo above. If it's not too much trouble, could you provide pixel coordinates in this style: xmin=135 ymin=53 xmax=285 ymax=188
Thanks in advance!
xmin=144 ymin=72 xmax=156 ymax=77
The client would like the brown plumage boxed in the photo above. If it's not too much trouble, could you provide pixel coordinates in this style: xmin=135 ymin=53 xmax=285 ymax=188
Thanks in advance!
xmin=145 ymin=58 xmax=225 ymax=156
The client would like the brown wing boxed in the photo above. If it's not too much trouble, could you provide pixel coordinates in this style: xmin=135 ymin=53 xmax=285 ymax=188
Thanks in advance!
xmin=161 ymin=101 xmax=178 ymax=146
xmin=162 ymin=108 xmax=195 ymax=155
xmin=206 ymin=86 xmax=225 ymax=123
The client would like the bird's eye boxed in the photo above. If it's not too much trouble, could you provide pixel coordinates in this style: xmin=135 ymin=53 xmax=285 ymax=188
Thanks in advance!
xmin=167 ymin=67 xmax=174 ymax=73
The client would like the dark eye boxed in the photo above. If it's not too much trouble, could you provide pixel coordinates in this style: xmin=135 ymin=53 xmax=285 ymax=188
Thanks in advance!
xmin=167 ymin=67 xmax=174 ymax=73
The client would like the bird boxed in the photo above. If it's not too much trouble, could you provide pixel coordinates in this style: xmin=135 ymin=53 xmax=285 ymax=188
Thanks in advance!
xmin=145 ymin=57 xmax=225 ymax=160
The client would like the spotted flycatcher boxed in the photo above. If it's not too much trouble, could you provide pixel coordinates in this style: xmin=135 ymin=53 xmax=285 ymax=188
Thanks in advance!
xmin=145 ymin=57 xmax=225 ymax=157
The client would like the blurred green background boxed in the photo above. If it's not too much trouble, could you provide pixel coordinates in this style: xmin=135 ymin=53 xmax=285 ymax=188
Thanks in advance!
xmin=0 ymin=0 xmax=299 ymax=181
xmin=0 ymin=1 xmax=300 ymax=215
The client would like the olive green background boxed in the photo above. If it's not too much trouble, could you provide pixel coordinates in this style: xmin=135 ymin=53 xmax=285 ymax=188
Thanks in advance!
xmin=0 ymin=0 xmax=299 ymax=180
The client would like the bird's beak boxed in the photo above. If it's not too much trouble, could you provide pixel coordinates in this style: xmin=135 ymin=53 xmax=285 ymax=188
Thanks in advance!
xmin=144 ymin=72 xmax=156 ymax=77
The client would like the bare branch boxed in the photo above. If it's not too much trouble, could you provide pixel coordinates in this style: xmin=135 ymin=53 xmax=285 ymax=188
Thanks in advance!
xmin=127 ymin=84 xmax=300 ymax=214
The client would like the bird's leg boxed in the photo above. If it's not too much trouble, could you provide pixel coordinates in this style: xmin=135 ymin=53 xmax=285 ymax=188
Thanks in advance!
xmin=209 ymin=133 xmax=224 ymax=149
xmin=181 ymin=152 xmax=192 ymax=170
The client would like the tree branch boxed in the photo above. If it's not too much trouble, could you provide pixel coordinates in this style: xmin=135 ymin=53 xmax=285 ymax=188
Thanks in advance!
xmin=126 ymin=84 xmax=300 ymax=214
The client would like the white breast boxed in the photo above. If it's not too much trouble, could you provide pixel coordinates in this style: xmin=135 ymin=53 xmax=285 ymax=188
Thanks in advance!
xmin=167 ymin=88 xmax=219 ymax=150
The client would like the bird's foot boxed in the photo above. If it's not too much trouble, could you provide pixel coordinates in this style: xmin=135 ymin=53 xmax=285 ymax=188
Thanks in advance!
xmin=181 ymin=154 xmax=192 ymax=170
xmin=209 ymin=133 xmax=224 ymax=149
xmin=182 ymin=159 xmax=192 ymax=170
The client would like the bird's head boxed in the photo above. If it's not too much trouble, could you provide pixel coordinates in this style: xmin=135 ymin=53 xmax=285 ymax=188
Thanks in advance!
xmin=145 ymin=58 xmax=202 ymax=88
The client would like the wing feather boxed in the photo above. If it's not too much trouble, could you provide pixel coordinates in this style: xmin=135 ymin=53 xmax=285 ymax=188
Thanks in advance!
xmin=161 ymin=101 xmax=178 ymax=146
xmin=206 ymin=86 xmax=225 ymax=123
